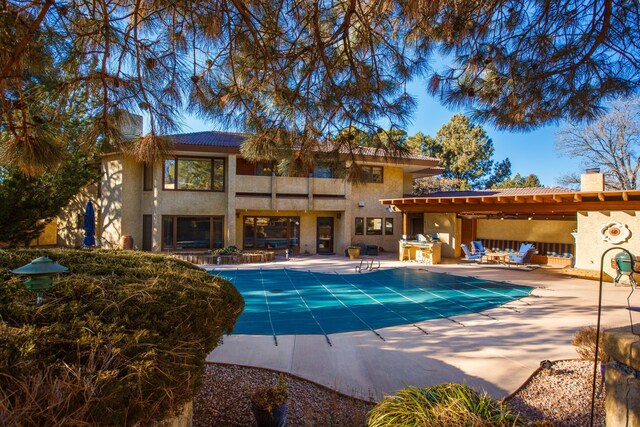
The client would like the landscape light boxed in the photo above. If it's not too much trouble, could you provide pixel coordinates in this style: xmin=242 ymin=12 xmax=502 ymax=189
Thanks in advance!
xmin=11 ymin=257 xmax=68 ymax=304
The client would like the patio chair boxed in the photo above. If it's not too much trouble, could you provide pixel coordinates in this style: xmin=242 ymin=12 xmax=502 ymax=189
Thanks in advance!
xmin=471 ymin=241 xmax=486 ymax=255
xmin=461 ymin=244 xmax=482 ymax=261
xmin=508 ymin=243 xmax=536 ymax=266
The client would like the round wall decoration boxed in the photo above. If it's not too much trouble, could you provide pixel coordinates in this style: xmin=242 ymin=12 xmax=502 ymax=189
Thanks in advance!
xmin=599 ymin=222 xmax=631 ymax=244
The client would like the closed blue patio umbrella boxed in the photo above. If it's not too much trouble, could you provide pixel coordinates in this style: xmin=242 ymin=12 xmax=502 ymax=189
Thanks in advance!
xmin=83 ymin=200 xmax=96 ymax=247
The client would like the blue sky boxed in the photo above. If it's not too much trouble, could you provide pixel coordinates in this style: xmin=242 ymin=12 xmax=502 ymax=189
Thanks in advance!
xmin=402 ymin=81 xmax=583 ymax=187
xmin=181 ymin=79 xmax=584 ymax=187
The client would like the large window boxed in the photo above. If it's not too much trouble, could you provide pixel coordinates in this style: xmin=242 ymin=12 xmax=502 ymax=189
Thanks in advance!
xmin=362 ymin=166 xmax=383 ymax=183
xmin=162 ymin=216 xmax=224 ymax=250
xmin=243 ymin=216 xmax=300 ymax=250
xmin=163 ymin=157 xmax=225 ymax=191
xmin=366 ymin=217 xmax=383 ymax=235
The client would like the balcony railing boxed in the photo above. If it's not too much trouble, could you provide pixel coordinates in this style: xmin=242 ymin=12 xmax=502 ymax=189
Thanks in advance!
xmin=235 ymin=175 xmax=346 ymax=197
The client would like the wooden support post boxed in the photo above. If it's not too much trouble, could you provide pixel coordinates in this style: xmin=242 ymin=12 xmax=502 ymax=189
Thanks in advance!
xmin=402 ymin=212 xmax=407 ymax=237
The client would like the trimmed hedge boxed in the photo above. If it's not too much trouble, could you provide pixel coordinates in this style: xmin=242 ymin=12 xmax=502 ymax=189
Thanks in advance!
xmin=0 ymin=249 xmax=244 ymax=426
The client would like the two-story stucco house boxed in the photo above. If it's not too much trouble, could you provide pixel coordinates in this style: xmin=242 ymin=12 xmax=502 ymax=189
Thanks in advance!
xmin=94 ymin=130 xmax=442 ymax=255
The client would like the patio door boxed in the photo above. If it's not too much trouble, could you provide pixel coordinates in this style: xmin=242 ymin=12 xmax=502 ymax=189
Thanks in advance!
xmin=316 ymin=217 xmax=334 ymax=254
xmin=461 ymin=218 xmax=476 ymax=248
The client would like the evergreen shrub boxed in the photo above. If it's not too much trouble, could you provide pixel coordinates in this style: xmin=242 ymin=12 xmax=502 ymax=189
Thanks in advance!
xmin=0 ymin=249 xmax=243 ymax=425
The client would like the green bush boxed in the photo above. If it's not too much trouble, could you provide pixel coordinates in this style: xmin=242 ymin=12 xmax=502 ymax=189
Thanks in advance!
xmin=0 ymin=249 xmax=244 ymax=426
xmin=214 ymin=245 xmax=243 ymax=255
xmin=247 ymin=373 xmax=288 ymax=412
xmin=367 ymin=383 xmax=522 ymax=427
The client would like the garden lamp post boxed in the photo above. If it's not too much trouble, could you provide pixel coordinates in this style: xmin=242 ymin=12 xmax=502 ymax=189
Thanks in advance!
xmin=11 ymin=257 xmax=68 ymax=304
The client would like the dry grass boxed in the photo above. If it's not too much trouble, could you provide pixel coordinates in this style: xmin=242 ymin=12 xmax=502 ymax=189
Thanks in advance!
xmin=572 ymin=326 xmax=608 ymax=361
xmin=367 ymin=383 xmax=523 ymax=427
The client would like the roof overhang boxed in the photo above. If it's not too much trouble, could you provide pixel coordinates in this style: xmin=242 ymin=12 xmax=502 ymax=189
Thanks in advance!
xmin=381 ymin=190 xmax=640 ymax=215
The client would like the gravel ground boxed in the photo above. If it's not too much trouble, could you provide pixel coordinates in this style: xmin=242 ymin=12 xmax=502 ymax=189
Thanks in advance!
xmin=194 ymin=360 xmax=604 ymax=426
xmin=506 ymin=360 xmax=605 ymax=427
xmin=194 ymin=364 xmax=374 ymax=426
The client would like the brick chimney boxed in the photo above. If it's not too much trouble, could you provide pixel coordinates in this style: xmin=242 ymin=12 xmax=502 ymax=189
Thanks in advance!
xmin=118 ymin=111 xmax=143 ymax=140
xmin=580 ymin=168 xmax=604 ymax=191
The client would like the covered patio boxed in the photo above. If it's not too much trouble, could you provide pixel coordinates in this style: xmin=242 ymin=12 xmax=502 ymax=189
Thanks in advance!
xmin=381 ymin=180 xmax=640 ymax=280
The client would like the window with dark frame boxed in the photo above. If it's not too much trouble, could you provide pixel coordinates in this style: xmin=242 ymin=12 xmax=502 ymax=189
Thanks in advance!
xmin=143 ymin=163 xmax=153 ymax=191
xmin=362 ymin=165 xmax=383 ymax=183
xmin=161 ymin=216 xmax=224 ymax=250
xmin=142 ymin=215 xmax=152 ymax=251
xmin=243 ymin=216 xmax=300 ymax=250
xmin=384 ymin=218 xmax=394 ymax=235
xmin=355 ymin=217 xmax=364 ymax=235
xmin=366 ymin=217 xmax=383 ymax=235
xmin=162 ymin=157 xmax=225 ymax=191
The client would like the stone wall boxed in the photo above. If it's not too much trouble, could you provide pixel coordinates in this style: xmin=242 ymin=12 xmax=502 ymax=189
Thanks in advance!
xmin=603 ymin=324 xmax=640 ymax=427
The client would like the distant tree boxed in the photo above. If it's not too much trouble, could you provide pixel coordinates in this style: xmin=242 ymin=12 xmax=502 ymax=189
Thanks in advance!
xmin=2 ymin=1 xmax=638 ymax=176
xmin=485 ymin=159 xmax=513 ymax=189
xmin=413 ymin=177 xmax=467 ymax=196
xmin=0 ymin=100 xmax=99 ymax=245
xmin=418 ymin=114 xmax=510 ymax=190
xmin=556 ymin=97 xmax=640 ymax=190
xmin=404 ymin=132 xmax=428 ymax=155
xmin=0 ymin=150 xmax=98 ymax=245
xmin=556 ymin=173 xmax=581 ymax=190
xmin=492 ymin=173 xmax=542 ymax=189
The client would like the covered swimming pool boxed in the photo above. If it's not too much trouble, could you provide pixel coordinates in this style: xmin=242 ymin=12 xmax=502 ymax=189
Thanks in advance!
xmin=212 ymin=268 xmax=533 ymax=338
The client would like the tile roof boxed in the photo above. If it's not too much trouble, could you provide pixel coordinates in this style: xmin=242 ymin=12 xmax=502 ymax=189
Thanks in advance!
xmin=340 ymin=145 xmax=438 ymax=162
xmin=165 ymin=130 xmax=439 ymax=163
xmin=424 ymin=187 xmax=575 ymax=198
xmin=166 ymin=131 xmax=248 ymax=147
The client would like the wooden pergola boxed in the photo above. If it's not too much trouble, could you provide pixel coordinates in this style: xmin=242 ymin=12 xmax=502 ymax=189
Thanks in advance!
xmin=381 ymin=189 xmax=640 ymax=235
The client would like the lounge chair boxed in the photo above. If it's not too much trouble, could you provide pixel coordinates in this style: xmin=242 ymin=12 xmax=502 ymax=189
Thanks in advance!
xmin=461 ymin=244 xmax=482 ymax=261
xmin=508 ymin=243 xmax=536 ymax=266
xmin=471 ymin=241 xmax=486 ymax=255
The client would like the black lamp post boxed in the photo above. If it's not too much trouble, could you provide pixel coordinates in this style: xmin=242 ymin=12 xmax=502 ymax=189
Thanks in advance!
xmin=11 ymin=257 xmax=68 ymax=304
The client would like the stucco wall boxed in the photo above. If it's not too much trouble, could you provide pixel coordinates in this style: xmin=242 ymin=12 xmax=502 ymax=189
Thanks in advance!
xmin=477 ymin=219 xmax=576 ymax=244
xmin=348 ymin=166 xmax=404 ymax=253
xmin=30 ymin=219 xmax=58 ymax=246
xmin=100 ymin=155 xmax=144 ymax=249
xmin=58 ymin=185 xmax=99 ymax=248
xmin=101 ymin=157 xmax=124 ymax=248
xmin=575 ymin=211 xmax=640 ymax=281
xmin=424 ymin=213 xmax=460 ymax=258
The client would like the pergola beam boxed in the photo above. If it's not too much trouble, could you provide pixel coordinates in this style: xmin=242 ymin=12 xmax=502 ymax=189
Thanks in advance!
xmin=389 ymin=200 xmax=640 ymax=214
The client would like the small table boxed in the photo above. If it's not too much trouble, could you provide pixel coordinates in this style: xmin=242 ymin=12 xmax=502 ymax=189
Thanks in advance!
xmin=482 ymin=252 xmax=509 ymax=265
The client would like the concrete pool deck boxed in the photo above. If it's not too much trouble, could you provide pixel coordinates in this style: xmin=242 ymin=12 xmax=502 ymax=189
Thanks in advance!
xmin=205 ymin=254 xmax=637 ymax=400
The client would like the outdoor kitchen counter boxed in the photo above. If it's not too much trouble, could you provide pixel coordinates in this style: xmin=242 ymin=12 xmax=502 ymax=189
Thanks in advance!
xmin=398 ymin=240 xmax=442 ymax=264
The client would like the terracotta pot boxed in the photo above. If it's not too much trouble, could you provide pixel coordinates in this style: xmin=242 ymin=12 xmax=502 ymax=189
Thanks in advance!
xmin=347 ymin=247 xmax=360 ymax=260
xmin=120 ymin=235 xmax=134 ymax=250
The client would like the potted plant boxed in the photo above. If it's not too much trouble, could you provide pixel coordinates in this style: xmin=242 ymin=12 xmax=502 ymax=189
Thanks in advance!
xmin=347 ymin=244 xmax=361 ymax=260
xmin=247 ymin=374 xmax=288 ymax=427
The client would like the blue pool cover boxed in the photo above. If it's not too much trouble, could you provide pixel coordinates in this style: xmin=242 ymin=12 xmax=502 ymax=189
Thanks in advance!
xmin=212 ymin=268 xmax=533 ymax=335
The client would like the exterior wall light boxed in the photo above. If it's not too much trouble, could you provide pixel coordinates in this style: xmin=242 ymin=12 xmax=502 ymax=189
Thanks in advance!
xmin=11 ymin=257 xmax=68 ymax=304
